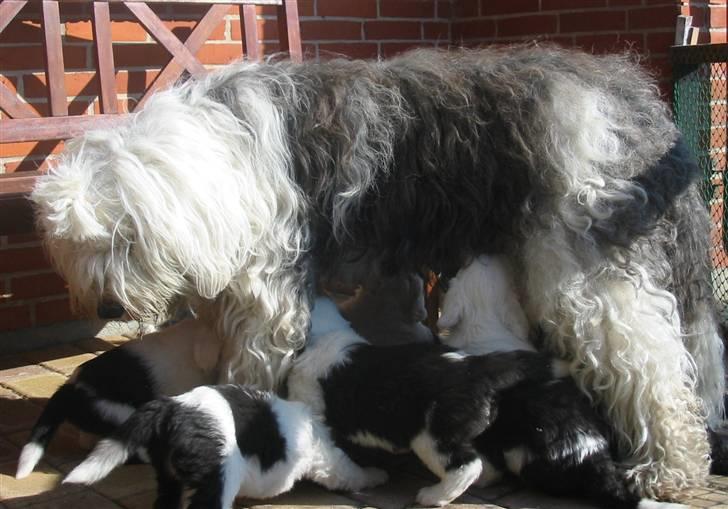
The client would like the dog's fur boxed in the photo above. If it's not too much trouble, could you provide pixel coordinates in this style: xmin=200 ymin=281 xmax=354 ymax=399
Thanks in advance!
xmin=288 ymin=297 xmax=567 ymax=507
xmin=64 ymin=384 xmax=387 ymax=509
xmin=31 ymin=45 xmax=724 ymax=496
xmin=335 ymin=272 xmax=435 ymax=345
xmin=440 ymin=256 xmax=688 ymax=509
xmin=15 ymin=319 xmax=221 ymax=479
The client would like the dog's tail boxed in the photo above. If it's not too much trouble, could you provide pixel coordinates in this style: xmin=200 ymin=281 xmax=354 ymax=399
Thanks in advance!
xmin=63 ymin=399 xmax=166 ymax=485
xmin=16 ymin=384 xmax=79 ymax=479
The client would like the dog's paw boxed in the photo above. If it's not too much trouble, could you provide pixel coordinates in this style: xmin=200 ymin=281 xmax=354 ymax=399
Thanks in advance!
xmin=415 ymin=485 xmax=451 ymax=507
xmin=362 ymin=467 xmax=389 ymax=488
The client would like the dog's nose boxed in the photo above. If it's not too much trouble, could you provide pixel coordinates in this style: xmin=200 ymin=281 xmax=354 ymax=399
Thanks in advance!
xmin=97 ymin=300 xmax=125 ymax=319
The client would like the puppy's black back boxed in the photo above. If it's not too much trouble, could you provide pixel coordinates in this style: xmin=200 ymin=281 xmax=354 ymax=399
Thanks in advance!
xmin=321 ymin=344 xmax=555 ymax=449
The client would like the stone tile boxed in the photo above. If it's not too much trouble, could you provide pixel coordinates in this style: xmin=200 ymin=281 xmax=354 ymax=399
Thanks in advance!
xmin=0 ymin=392 xmax=42 ymax=435
xmin=495 ymin=488 xmax=598 ymax=509
xmin=7 ymin=424 xmax=90 ymax=470
xmin=39 ymin=353 xmax=95 ymax=377
xmin=702 ymin=492 xmax=728 ymax=502
xmin=21 ymin=346 xmax=87 ymax=369
xmin=73 ymin=337 xmax=115 ymax=355
xmin=237 ymin=480 xmax=360 ymax=508
xmin=0 ymin=365 xmax=50 ymax=385
xmin=3 ymin=373 xmax=67 ymax=400
xmin=688 ymin=499 xmax=720 ymax=508
xmin=0 ymin=461 xmax=81 ymax=508
xmin=80 ymin=464 xmax=156 ymax=501
xmin=343 ymin=471 xmax=483 ymax=509
xmin=116 ymin=489 xmax=157 ymax=509
xmin=466 ymin=480 xmax=520 ymax=502
xmin=19 ymin=489 xmax=122 ymax=509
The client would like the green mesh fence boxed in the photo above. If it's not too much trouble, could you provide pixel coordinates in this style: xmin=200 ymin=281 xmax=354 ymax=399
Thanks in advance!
xmin=673 ymin=43 xmax=728 ymax=323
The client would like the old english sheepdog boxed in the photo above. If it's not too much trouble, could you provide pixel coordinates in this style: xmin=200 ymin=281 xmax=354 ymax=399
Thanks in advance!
xmin=31 ymin=45 xmax=724 ymax=497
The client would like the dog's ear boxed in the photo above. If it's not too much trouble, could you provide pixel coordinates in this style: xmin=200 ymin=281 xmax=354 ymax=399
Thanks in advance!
xmin=437 ymin=278 xmax=463 ymax=330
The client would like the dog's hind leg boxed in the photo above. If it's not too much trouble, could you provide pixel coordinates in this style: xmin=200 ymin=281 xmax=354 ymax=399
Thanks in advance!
xmin=307 ymin=424 xmax=389 ymax=491
xmin=411 ymin=432 xmax=482 ymax=507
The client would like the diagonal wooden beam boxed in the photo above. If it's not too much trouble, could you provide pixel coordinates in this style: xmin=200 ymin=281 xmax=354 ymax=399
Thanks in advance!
xmin=0 ymin=0 xmax=27 ymax=34
xmin=0 ymin=84 xmax=40 ymax=120
xmin=124 ymin=2 xmax=206 ymax=75
xmin=135 ymin=3 xmax=228 ymax=111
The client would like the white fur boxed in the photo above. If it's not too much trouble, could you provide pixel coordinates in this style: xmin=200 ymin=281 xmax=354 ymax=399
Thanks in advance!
xmin=64 ymin=439 xmax=129 ymax=484
xmin=504 ymin=446 xmax=531 ymax=475
xmin=637 ymin=501 xmax=689 ymax=509
xmin=438 ymin=255 xmax=534 ymax=355
xmin=92 ymin=398 xmax=135 ymax=425
xmin=15 ymin=442 xmax=44 ymax=479
xmin=416 ymin=458 xmax=483 ymax=507
xmin=348 ymin=431 xmax=404 ymax=454
xmin=32 ymin=64 xmax=309 ymax=390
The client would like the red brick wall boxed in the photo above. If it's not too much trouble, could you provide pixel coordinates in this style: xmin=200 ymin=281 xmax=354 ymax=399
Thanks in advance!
xmin=1 ymin=0 xmax=723 ymax=332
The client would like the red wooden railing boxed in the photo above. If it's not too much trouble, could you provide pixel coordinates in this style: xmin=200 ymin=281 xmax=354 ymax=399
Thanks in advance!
xmin=0 ymin=0 xmax=302 ymax=235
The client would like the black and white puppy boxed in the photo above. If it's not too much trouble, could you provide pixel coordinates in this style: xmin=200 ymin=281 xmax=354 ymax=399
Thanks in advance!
xmin=439 ymin=255 xmax=687 ymax=509
xmin=287 ymin=296 xmax=568 ymax=507
xmin=16 ymin=318 xmax=222 ymax=479
xmin=63 ymin=384 xmax=388 ymax=509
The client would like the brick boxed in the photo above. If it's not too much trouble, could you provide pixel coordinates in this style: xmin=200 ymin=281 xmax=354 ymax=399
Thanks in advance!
xmin=115 ymin=69 xmax=160 ymax=95
xmin=497 ymin=14 xmax=559 ymax=37
xmin=318 ymin=42 xmax=380 ymax=59
xmin=560 ymin=11 xmax=626 ymax=33
xmin=9 ymin=273 xmax=67 ymax=301
xmin=0 ymin=140 xmax=63 ymax=160
xmin=195 ymin=43 xmax=244 ymax=66
xmin=454 ymin=0 xmax=480 ymax=18
xmin=437 ymin=1 xmax=452 ymax=19
xmin=628 ymin=5 xmax=681 ymax=30
xmin=542 ymin=0 xmax=606 ymax=8
xmin=608 ymin=0 xmax=643 ymax=5
xmin=424 ymin=21 xmax=450 ymax=40
xmin=22 ymin=71 xmax=98 ymax=99
xmin=113 ymin=43 xmax=171 ymax=68
xmin=2 ymin=158 xmax=49 ymax=173
xmin=0 ymin=305 xmax=32 ymax=332
xmin=35 ymin=298 xmax=77 ymax=326
xmin=711 ymin=6 xmax=727 ymax=28
xmin=163 ymin=20 xmax=199 ymax=42
xmin=575 ymin=33 xmax=644 ymax=53
xmin=381 ymin=41 xmax=435 ymax=58
xmin=4 ymin=234 xmax=40 ymax=245
xmin=0 ymin=246 xmax=51 ymax=273
xmin=302 ymin=20 xmax=362 ymax=40
xmin=365 ymin=20 xmax=421 ymax=40
xmin=0 ymin=19 xmax=42 ymax=44
xmin=318 ymin=0 xmax=377 ymax=18
xmin=483 ymin=0 xmax=540 ymax=16
xmin=644 ymin=31 xmax=674 ymax=53
xmin=65 ymin=20 xmax=148 ymax=42
xmin=379 ymin=1 xmax=435 ymax=18
xmin=710 ymin=28 xmax=727 ymax=43
xmin=452 ymin=19 xmax=497 ymax=40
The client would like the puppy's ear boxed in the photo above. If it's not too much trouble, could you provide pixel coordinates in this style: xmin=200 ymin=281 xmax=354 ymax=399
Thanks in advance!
xmin=437 ymin=279 xmax=463 ymax=330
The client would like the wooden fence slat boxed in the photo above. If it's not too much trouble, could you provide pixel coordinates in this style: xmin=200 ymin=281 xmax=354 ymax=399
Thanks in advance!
xmin=0 ymin=84 xmax=40 ymax=120
xmin=241 ymin=4 xmax=259 ymax=61
xmin=21 ymin=0 xmax=282 ymax=4
xmin=125 ymin=2 xmax=206 ymax=75
xmin=41 ymin=0 xmax=68 ymax=116
xmin=135 ymin=3 xmax=228 ymax=110
xmin=1 ymin=114 xmax=128 ymax=143
xmin=277 ymin=0 xmax=301 ymax=62
xmin=92 ymin=2 xmax=118 ymax=114
xmin=0 ymin=0 xmax=28 ymax=34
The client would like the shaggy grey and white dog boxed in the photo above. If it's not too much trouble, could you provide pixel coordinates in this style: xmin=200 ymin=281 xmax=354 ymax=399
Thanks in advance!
xmin=31 ymin=45 xmax=724 ymax=497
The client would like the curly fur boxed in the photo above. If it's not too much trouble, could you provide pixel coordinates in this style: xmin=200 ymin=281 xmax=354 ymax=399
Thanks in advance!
xmin=32 ymin=45 xmax=724 ymax=497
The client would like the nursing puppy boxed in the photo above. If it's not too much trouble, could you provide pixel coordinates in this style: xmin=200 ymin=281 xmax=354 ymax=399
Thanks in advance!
xmin=288 ymin=297 xmax=567 ymax=507
xmin=16 ymin=318 xmax=221 ymax=479
xmin=64 ymin=385 xmax=388 ymax=509
xmin=335 ymin=272 xmax=435 ymax=345
xmin=439 ymin=255 xmax=687 ymax=509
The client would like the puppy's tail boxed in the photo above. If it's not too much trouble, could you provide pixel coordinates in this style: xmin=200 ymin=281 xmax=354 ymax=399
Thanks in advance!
xmin=16 ymin=384 xmax=77 ymax=479
xmin=63 ymin=399 xmax=165 ymax=485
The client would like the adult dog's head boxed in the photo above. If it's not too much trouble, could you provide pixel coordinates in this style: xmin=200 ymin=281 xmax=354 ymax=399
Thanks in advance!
xmin=31 ymin=67 xmax=303 ymax=322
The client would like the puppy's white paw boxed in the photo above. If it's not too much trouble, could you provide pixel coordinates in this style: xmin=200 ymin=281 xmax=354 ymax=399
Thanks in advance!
xmin=362 ymin=467 xmax=389 ymax=488
xmin=415 ymin=485 xmax=451 ymax=507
